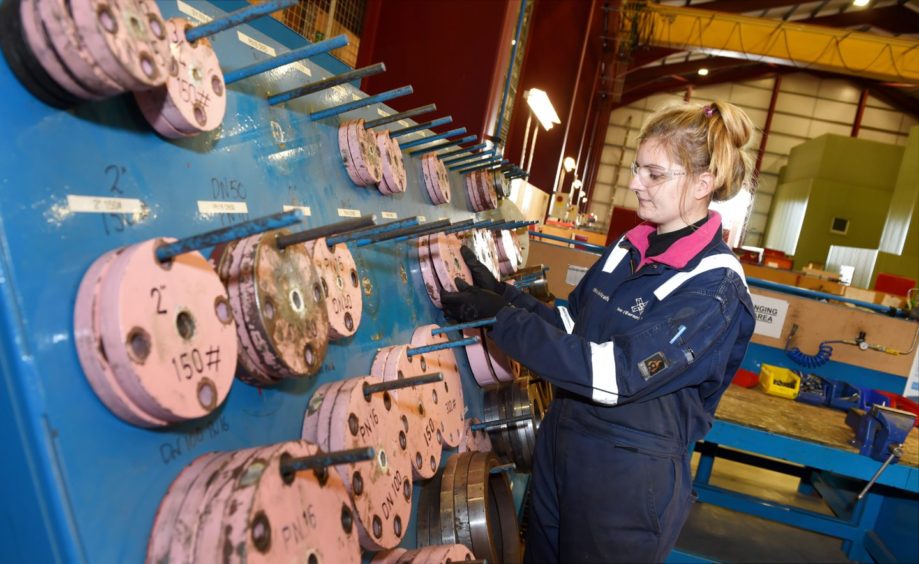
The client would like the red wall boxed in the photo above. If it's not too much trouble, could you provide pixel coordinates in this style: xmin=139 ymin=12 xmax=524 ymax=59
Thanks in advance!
xmin=357 ymin=0 xmax=518 ymax=141
xmin=504 ymin=0 xmax=598 ymax=194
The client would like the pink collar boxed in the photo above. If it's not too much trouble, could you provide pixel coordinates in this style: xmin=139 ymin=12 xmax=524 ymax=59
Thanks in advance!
xmin=625 ymin=211 xmax=723 ymax=270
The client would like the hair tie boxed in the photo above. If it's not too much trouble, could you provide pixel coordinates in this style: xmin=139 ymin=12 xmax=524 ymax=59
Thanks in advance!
xmin=703 ymin=105 xmax=717 ymax=118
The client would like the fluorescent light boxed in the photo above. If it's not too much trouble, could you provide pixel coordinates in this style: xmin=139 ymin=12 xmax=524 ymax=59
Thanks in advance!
xmin=526 ymin=89 xmax=561 ymax=131
xmin=571 ymin=179 xmax=583 ymax=190
xmin=698 ymin=67 xmax=709 ymax=76
xmin=853 ymin=0 xmax=869 ymax=6
xmin=563 ymin=157 xmax=576 ymax=172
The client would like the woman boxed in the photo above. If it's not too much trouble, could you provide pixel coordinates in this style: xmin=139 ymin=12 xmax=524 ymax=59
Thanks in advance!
xmin=441 ymin=101 xmax=757 ymax=563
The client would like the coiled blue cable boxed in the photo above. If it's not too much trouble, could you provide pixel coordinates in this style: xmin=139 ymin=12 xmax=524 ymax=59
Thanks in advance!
xmin=784 ymin=323 xmax=835 ymax=368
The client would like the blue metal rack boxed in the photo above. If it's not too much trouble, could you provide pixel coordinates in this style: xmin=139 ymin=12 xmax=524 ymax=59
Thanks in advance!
xmin=0 ymin=2 xmax=504 ymax=561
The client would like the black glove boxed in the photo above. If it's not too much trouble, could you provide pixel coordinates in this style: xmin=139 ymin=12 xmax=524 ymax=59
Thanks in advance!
xmin=460 ymin=245 xmax=506 ymax=295
xmin=441 ymin=278 xmax=509 ymax=322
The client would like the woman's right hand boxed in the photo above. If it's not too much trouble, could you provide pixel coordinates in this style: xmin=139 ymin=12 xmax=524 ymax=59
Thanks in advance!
xmin=460 ymin=246 xmax=506 ymax=295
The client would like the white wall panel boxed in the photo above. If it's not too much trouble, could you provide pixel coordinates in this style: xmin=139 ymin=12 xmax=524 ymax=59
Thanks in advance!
xmin=596 ymin=164 xmax=615 ymax=184
xmin=781 ymin=73 xmax=820 ymax=96
xmin=766 ymin=133 xmax=806 ymax=155
xmin=857 ymin=128 xmax=901 ymax=145
xmin=756 ymin=173 xmax=778 ymax=196
xmin=776 ymin=92 xmax=817 ymax=116
xmin=771 ymin=113 xmax=811 ymax=137
xmin=862 ymin=106 xmax=904 ymax=132
xmin=813 ymin=99 xmax=857 ymax=124
xmin=808 ymin=120 xmax=852 ymax=138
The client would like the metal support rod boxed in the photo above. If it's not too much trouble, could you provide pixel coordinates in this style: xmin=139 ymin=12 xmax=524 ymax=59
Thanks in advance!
xmin=442 ymin=219 xmax=495 ymax=235
xmin=747 ymin=278 xmax=905 ymax=317
xmin=430 ymin=318 xmax=497 ymax=335
xmin=443 ymin=149 xmax=495 ymax=167
xmin=325 ymin=216 xmax=422 ymax=246
xmin=363 ymin=373 xmax=444 ymax=397
xmin=355 ymin=219 xmax=452 ymax=247
xmin=408 ymin=135 xmax=478 ymax=157
xmin=384 ymin=219 xmax=475 ymax=244
xmin=528 ymin=231 xmax=605 ymax=254
xmin=437 ymin=142 xmax=488 ymax=161
xmin=399 ymin=127 xmax=467 ymax=150
xmin=185 ymin=0 xmax=297 ymax=42
xmin=470 ymin=414 xmax=531 ymax=431
xmin=493 ymin=220 xmax=536 ymax=231
xmin=275 ymin=215 xmax=376 ymax=249
xmin=156 ymin=209 xmax=304 ymax=262
xmin=268 ymin=63 xmax=386 ymax=105
xmin=406 ymin=336 xmax=480 ymax=357
xmin=310 ymin=85 xmax=413 ymax=120
xmin=389 ymin=117 xmax=453 ymax=138
xmin=364 ymin=104 xmax=436 ymax=129
xmin=224 ymin=35 xmax=348 ymax=84
xmin=455 ymin=158 xmax=505 ymax=173
xmin=448 ymin=154 xmax=500 ymax=171
xmin=280 ymin=446 xmax=375 ymax=476
xmin=857 ymin=445 xmax=902 ymax=500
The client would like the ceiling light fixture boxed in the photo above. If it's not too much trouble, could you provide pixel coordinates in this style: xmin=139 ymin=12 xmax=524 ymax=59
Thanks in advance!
xmin=853 ymin=0 xmax=869 ymax=6
xmin=563 ymin=157 xmax=576 ymax=172
xmin=526 ymin=88 xmax=561 ymax=131
xmin=698 ymin=67 xmax=709 ymax=76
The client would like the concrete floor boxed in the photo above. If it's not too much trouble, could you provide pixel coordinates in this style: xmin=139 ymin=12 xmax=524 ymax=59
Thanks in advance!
xmin=675 ymin=453 xmax=852 ymax=563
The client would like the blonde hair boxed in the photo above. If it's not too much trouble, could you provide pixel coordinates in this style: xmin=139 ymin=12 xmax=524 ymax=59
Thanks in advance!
xmin=637 ymin=100 xmax=756 ymax=201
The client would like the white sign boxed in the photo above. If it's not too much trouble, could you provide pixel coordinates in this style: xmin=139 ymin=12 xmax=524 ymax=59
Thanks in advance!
xmin=337 ymin=208 xmax=361 ymax=218
xmin=67 ymin=195 xmax=145 ymax=214
xmin=381 ymin=211 xmax=398 ymax=219
xmin=237 ymin=32 xmax=276 ymax=56
xmin=283 ymin=205 xmax=311 ymax=216
xmin=565 ymin=265 xmax=588 ymax=286
xmin=905 ymin=351 xmax=919 ymax=401
xmin=750 ymin=293 xmax=789 ymax=339
xmin=377 ymin=109 xmax=390 ymax=117
xmin=176 ymin=0 xmax=211 ymax=22
xmin=197 ymin=200 xmax=249 ymax=215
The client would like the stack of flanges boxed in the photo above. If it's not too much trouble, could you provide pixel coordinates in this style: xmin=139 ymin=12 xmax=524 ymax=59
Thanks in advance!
xmin=339 ymin=118 xmax=384 ymax=188
xmin=0 ymin=0 xmax=169 ymax=107
xmin=134 ymin=16 xmax=227 ymax=138
xmin=374 ymin=129 xmax=408 ymax=195
xmin=301 ymin=375 xmax=414 ymax=551
xmin=422 ymin=153 xmax=452 ymax=205
xmin=494 ymin=228 xmax=524 ymax=277
xmin=303 ymin=237 xmax=364 ymax=340
xmin=417 ymin=231 xmax=473 ymax=308
xmin=147 ymin=440 xmax=361 ymax=563
xmin=482 ymin=378 xmax=547 ymax=473
xmin=464 ymin=227 xmax=502 ymax=280
xmin=415 ymin=451 xmax=521 ymax=564
xmin=463 ymin=328 xmax=520 ymax=387
xmin=372 ymin=544 xmax=475 ymax=563
xmin=213 ymin=230 xmax=331 ymax=386
xmin=464 ymin=169 xmax=498 ymax=212
xmin=74 ymin=238 xmax=238 ymax=427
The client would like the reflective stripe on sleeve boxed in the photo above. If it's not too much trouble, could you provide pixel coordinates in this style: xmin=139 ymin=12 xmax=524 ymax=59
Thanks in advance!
xmin=601 ymin=238 xmax=629 ymax=273
xmin=558 ymin=305 xmax=575 ymax=334
xmin=589 ymin=341 xmax=619 ymax=405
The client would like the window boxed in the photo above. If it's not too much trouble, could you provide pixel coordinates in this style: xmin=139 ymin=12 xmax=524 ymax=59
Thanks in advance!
xmin=830 ymin=217 xmax=849 ymax=235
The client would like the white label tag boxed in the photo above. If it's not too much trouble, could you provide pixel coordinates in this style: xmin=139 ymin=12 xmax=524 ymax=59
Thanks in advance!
xmin=377 ymin=108 xmax=389 ymax=117
xmin=750 ymin=294 xmax=789 ymax=339
xmin=67 ymin=194 xmax=145 ymax=214
xmin=338 ymin=208 xmax=361 ymax=218
xmin=399 ymin=120 xmax=409 ymax=127
xmin=291 ymin=62 xmax=311 ymax=77
xmin=418 ymin=216 xmax=426 ymax=222
xmin=352 ymin=93 xmax=361 ymax=101
xmin=381 ymin=211 xmax=397 ymax=219
xmin=197 ymin=200 xmax=249 ymax=215
xmin=283 ymin=205 xmax=311 ymax=216
xmin=905 ymin=351 xmax=919 ymax=400
xmin=565 ymin=265 xmax=588 ymax=286
xmin=237 ymin=32 xmax=276 ymax=56
xmin=333 ymin=85 xmax=347 ymax=98
xmin=176 ymin=0 xmax=211 ymax=22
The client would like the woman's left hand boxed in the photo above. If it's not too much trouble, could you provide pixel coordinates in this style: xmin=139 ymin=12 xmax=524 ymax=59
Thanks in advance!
xmin=441 ymin=279 xmax=509 ymax=322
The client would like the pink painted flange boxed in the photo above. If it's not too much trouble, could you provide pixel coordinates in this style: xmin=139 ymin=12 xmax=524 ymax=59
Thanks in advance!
xmin=36 ymin=0 xmax=123 ymax=95
xmin=417 ymin=235 xmax=443 ymax=309
xmin=327 ymin=376 xmax=412 ymax=551
xmin=428 ymin=232 xmax=472 ymax=294
xmin=97 ymin=238 xmax=237 ymax=422
xmin=74 ymin=248 xmax=166 ymax=427
xmin=381 ymin=345 xmax=443 ymax=480
xmin=459 ymin=418 xmax=494 ymax=454
xmin=463 ymin=328 xmax=498 ymax=388
xmin=69 ymin=0 xmax=168 ymax=90
xmin=339 ymin=120 xmax=365 ymax=185
xmin=411 ymin=324 xmax=464 ymax=449
xmin=304 ymin=238 xmax=362 ymax=340
xmin=301 ymin=380 xmax=341 ymax=443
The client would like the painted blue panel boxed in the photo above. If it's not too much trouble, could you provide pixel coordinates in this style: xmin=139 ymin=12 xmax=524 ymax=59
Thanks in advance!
xmin=0 ymin=2 xmax=493 ymax=562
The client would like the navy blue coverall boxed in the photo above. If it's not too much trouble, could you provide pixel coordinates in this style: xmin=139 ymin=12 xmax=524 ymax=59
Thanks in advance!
xmin=489 ymin=212 xmax=755 ymax=563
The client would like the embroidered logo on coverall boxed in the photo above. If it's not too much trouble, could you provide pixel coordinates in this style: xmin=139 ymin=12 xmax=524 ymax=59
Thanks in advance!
xmin=638 ymin=352 xmax=669 ymax=380
xmin=630 ymin=297 xmax=647 ymax=315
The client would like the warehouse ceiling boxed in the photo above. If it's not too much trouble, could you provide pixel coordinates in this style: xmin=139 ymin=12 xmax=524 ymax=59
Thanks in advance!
xmin=618 ymin=0 xmax=919 ymax=114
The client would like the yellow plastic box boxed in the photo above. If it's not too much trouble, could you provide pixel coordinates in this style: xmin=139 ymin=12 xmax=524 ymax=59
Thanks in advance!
xmin=759 ymin=364 xmax=801 ymax=399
